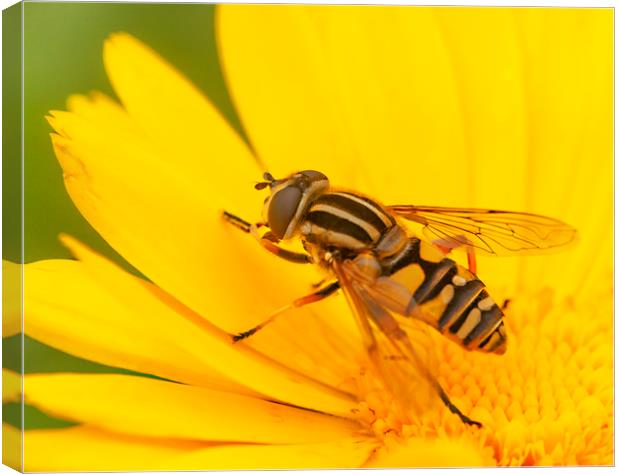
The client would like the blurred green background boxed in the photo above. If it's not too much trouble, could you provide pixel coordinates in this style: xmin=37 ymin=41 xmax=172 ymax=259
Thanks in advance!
xmin=4 ymin=2 xmax=244 ymax=429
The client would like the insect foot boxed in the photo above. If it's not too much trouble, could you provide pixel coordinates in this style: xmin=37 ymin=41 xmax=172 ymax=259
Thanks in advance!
xmin=439 ymin=388 xmax=483 ymax=428
xmin=231 ymin=328 xmax=258 ymax=343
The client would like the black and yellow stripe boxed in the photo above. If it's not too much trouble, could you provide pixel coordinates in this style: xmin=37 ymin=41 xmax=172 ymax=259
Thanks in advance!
xmin=302 ymin=192 xmax=396 ymax=251
xmin=385 ymin=238 xmax=507 ymax=354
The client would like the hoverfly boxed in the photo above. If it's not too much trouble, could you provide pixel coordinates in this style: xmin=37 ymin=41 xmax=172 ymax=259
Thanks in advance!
xmin=223 ymin=170 xmax=576 ymax=426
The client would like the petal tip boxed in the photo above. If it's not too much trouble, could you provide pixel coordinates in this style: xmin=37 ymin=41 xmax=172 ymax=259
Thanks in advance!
xmin=58 ymin=235 xmax=99 ymax=266
xmin=46 ymin=112 xmax=72 ymax=137
xmin=46 ymin=112 xmax=63 ymax=129
xmin=104 ymin=32 xmax=142 ymax=56
xmin=45 ymin=114 xmax=56 ymax=128
xmin=58 ymin=234 xmax=83 ymax=255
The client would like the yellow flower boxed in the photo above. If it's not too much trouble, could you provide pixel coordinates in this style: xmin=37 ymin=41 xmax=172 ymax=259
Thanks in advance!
xmin=4 ymin=5 xmax=612 ymax=470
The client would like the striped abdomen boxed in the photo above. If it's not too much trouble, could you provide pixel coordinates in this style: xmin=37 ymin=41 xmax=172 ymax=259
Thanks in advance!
xmin=300 ymin=191 xmax=396 ymax=253
xmin=387 ymin=238 xmax=507 ymax=354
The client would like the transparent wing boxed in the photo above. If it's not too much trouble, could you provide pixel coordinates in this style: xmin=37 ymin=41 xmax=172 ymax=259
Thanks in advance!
xmin=389 ymin=205 xmax=577 ymax=256
xmin=332 ymin=260 xmax=440 ymax=418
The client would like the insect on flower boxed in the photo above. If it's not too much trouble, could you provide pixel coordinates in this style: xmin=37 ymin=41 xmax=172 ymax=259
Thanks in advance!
xmin=223 ymin=170 xmax=576 ymax=427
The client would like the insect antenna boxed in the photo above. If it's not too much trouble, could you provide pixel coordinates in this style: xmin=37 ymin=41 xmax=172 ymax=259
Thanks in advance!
xmin=254 ymin=171 xmax=277 ymax=190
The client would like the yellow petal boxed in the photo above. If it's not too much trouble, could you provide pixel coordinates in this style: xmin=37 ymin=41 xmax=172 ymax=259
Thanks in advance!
xmin=22 ymin=423 xmax=375 ymax=471
xmin=431 ymin=8 xmax=612 ymax=300
xmin=46 ymin=237 xmax=357 ymax=416
xmin=418 ymin=8 xmax=610 ymax=299
xmin=3 ymin=424 xmax=22 ymax=471
xmin=428 ymin=8 xmax=533 ymax=209
xmin=23 ymin=425 xmax=206 ymax=471
xmin=24 ymin=256 xmax=248 ymax=393
xmin=217 ymin=6 xmax=471 ymax=201
xmin=217 ymin=5 xmax=359 ymax=187
xmin=505 ymin=9 xmax=612 ymax=299
xmin=3 ymin=260 xmax=21 ymax=337
xmin=102 ymin=32 xmax=261 ymax=208
xmin=25 ymin=372 xmax=360 ymax=444
xmin=3 ymin=369 xmax=21 ymax=403
xmin=161 ymin=438 xmax=377 ymax=470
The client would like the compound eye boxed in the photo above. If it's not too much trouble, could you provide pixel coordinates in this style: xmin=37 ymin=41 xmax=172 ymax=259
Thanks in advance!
xmin=268 ymin=186 xmax=303 ymax=239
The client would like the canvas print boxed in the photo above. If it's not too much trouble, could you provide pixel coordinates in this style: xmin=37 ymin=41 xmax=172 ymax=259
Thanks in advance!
xmin=2 ymin=3 xmax=613 ymax=470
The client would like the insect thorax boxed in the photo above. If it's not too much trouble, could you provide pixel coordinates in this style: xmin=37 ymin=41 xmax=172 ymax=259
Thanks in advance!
xmin=298 ymin=190 xmax=406 ymax=261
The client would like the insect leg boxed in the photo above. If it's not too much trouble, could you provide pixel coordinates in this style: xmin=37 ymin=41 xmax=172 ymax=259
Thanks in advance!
xmin=232 ymin=281 xmax=340 ymax=342
xmin=432 ymin=235 xmax=477 ymax=275
xmin=437 ymin=385 xmax=482 ymax=427
xmin=222 ymin=211 xmax=312 ymax=264
xmin=222 ymin=211 xmax=253 ymax=232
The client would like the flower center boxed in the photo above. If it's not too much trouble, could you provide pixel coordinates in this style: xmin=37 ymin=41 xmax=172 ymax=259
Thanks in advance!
xmin=340 ymin=288 xmax=612 ymax=466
